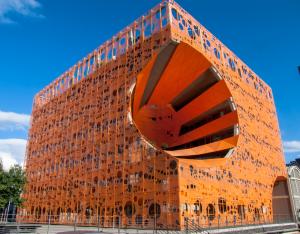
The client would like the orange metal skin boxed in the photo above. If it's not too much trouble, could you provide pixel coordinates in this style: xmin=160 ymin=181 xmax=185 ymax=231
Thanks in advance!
xmin=21 ymin=0 xmax=287 ymax=229
xmin=147 ymin=43 xmax=211 ymax=105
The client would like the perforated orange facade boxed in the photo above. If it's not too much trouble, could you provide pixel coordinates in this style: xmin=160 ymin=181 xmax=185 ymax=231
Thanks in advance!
xmin=22 ymin=0 xmax=288 ymax=229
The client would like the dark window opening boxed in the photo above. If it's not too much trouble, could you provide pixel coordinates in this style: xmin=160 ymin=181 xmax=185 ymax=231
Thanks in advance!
xmin=177 ymin=149 xmax=232 ymax=160
xmin=218 ymin=198 xmax=227 ymax=213
xmin=85 ymin=207 xmax=93 ymax=219
xmin=149 ymin=203 xmax=161 ymax=219
xmin=171 ymin=67 xmax=220 ymax=111
xmin=254 ymin=207 xmax=260 ymax=220
xmin=169 ymin=160 xmax=177 ymax=170
xmin=167 ymin=127 xmax=235 ymax=151
xmin=124 ymin=201 xmax=135 ymax=218
xmin=194 ymin=25 xmax=200 ymax=36
xmin=206 ymin=204 xmax=216 ymax=221
xmin=206 ymin=40 xmax=211 ymax=47
xmin=179 ymin=100 xmax=233 ymax=136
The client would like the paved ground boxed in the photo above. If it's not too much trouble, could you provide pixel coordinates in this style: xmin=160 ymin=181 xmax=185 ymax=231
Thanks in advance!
xmin=58 ymin=232 xmax=105 ymax=234
xmin=1 ymin=222 xmax=299 ymax=234
xmin=57 ymin=230 xmax=155 ymax=234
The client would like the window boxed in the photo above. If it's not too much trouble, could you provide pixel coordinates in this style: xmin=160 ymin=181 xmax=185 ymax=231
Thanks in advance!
xmin=179 ymin=23 xmax=184 ymax=31
xmin=100 ymin=51 xmax=106 ymax=61
xmin=218 ymin=198 xmax=227 ymax=213
xmin=206 ymin=40 xmax=211 ymax=47
xmin=161 ymin=6 xmax=166 ymax=17
xmin=182 ymin=203 xmax=189 ymax=212
xmin=144 ymin=21 xmax=151 ymax=38
xmin=135 ymin=29 xmax=141 ymax=42
xmin=188 ymin=26 xmax=195 ymax=39
xmin=194 ymin=25 xmax=200 ymax=36
xmin=107 ymin=48 xmax=113 ymax=60
xmin=35 ymin=207 xmax=41 ymax=219
xmin=124 ymin=201 xmax=135 ymax=218
xmin=194 ymin=201 xmax=202 ymax=215
xmin=228 ymin=58 xmax=236 ymax=71
xmin=135 ymin=215 xmax=143 ymax=224
xmin=171 ymin=8 xmax=178 ymax=20
xmin=155 ymin=10 xmax=160 ymax=19
xmin=169 ymin=160 xmax=177 ymax=170
xmin=254 ymin=207 xmax=260 ymax=220
xmin=238 ymin=205 xmax=245 ymax=219
xmin=162 ymin=18 xmax=168 ymax=28
xmin=214 ymin=48 xmax=220 ymax=59
xmin=120 ymin=37 xmax=126 ymax=46
xmin=206 ymin=204 xmax=216 ymax=220
xmin=149 ymin=203 xmax=161 ymax=219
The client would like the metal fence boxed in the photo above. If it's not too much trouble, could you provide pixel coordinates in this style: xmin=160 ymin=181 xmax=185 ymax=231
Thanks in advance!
xmin=0 ymin=213 xmax=296 ymax=234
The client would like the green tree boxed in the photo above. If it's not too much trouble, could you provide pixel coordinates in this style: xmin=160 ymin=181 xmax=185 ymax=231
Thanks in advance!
xmin=0 ymin=162 xmax=26 ymax=209
xmin=0 ymin=159 xmax=3 ymax=171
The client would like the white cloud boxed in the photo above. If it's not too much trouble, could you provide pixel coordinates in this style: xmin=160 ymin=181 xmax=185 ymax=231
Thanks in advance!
xmin=0 ymin=0 xmax=43 ymax=24
xmin=0 ymin=138 xmax=27 ymax=170
xmin=283 ymin=140 xmax=300 ymax=153
xmin=0 ymin=110 xmax=30 ymax=131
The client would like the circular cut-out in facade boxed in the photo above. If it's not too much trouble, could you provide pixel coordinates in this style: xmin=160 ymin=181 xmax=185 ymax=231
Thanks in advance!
xmin=131 ymin=41 xmax=239 ymax=160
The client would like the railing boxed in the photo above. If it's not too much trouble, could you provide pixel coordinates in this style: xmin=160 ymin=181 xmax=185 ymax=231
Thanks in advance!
xmin=179 ymin=214 xmax=294 ymax=231
xmin=1 ymin=214 xmax=166 ymax=233
xmin=0 ymin=213 xmax=297 ymax=234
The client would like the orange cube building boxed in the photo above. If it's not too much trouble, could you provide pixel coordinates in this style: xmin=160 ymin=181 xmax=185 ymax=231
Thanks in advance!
xmin=22 ymin=0 xmax=293 ymax=229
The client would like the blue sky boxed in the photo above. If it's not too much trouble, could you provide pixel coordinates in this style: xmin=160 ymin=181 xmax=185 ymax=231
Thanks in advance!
xmin=0 ymin=0 xmax=299 ymax=169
